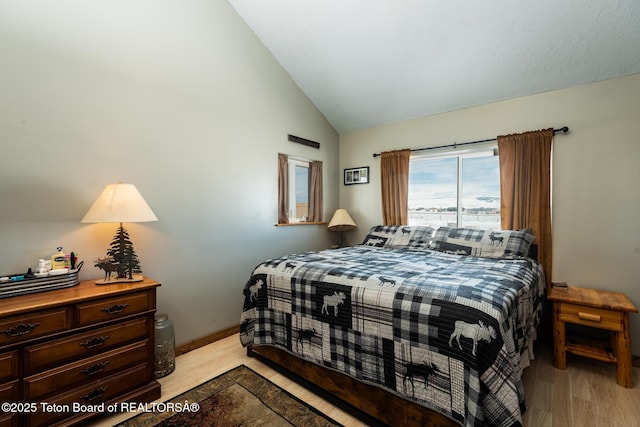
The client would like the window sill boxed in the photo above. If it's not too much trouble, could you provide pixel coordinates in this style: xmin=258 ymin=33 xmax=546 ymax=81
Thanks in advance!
xmin=275 ymin=222 xmax=327 ymax=227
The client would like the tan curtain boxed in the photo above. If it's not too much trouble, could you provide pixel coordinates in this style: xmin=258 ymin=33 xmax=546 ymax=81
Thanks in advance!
xmin=380 ymin=149 xmax=411 ymax=225
xmin=277 ymin=153 xmax=288 ymax=224
xmin=308 ymin=160 xmax=323 ymax=222
xmin=498 ymin=128 xmax=553 ymax=286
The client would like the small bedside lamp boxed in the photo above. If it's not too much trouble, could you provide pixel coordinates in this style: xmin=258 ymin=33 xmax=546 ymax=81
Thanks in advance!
xmin=82 ymin=183 xmax=158 ymax=284
xmin=327 ymin=209 xmax=357 ymax=248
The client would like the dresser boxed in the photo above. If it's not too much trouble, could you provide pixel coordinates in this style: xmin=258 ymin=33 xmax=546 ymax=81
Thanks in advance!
xmin=0 ymin=278 xmax=161 ymax=427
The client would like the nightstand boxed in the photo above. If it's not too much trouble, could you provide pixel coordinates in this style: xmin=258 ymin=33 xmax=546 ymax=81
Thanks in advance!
xmin=548 ymin=284 xmax=638 ymax=388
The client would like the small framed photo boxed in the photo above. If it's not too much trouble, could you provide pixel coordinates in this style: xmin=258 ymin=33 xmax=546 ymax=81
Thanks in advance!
xmin=344 ymin=166 xmax=369 ymax=185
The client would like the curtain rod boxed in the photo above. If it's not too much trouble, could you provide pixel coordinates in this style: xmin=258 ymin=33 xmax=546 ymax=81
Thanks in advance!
xmin=372 ymin=126 xmax=569 ymax=158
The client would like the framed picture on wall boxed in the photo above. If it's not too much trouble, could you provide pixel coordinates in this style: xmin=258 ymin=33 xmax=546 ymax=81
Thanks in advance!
xmin=344 ymin=166 xmax=369 ymax=185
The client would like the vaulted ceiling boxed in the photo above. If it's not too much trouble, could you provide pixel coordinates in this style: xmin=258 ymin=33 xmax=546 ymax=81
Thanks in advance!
xmin=228 ymin=0 xmax=640 ymax=133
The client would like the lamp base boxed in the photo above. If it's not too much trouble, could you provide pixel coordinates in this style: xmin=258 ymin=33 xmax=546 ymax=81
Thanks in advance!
xmin=95 ymin=274 xmax=144 ymax=285
xmin=336 ymin=231 xmax=348 ymax=248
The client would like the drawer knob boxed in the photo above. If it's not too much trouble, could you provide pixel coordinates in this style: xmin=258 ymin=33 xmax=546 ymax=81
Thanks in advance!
xmin=80 ymin=361 xmax=110 ymax=376
xmin=578 ymin=312 xmax=601 ymax=322
xmin=80 ymin=335 xmax=110 ymax=348
xmin=0 ymin=322 xmax=40 ymax=337
xmin=101 ymin=303 xmax=130 ymax=314
xmin=80 ymin=386 xmax=109 ymax=401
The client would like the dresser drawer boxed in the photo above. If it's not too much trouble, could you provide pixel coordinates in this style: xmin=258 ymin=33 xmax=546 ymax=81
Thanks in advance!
xmin=76 ymin=291 xmax=153 ymax=326
xmin=0 ymin=351 xmax=18 ymax=381
xmin=0 ymin=308 xmax=69 ymax=346
xmin=27 ymin=363 xmax=150 ymax=427
xmin=0 ymin=380 xmax=19 ymax=402
xmin=557 ymin=302 xmax=624 ymax=331
xmin=0 ymin=412 xmax=17 ymax=427
xmin=25 ymin=340 xmax=149 ymax=399
xmin=24 ymin=316 xmax=150 ymax=373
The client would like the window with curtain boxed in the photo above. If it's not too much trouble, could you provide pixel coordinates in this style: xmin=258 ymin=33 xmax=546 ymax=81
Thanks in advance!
xmin=408 ymin=147 xmax=500 ymax=229
xmin=277 ymin=153 xmax=323 ymax=224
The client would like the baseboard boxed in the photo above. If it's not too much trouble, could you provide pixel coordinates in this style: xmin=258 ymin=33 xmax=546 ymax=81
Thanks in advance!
xmin=175 ymin=324 xmax=239 ymax=356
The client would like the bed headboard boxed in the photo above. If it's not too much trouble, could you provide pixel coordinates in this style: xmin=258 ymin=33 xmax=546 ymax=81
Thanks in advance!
xmin=528 ymin=243 xmax=538 ymax=261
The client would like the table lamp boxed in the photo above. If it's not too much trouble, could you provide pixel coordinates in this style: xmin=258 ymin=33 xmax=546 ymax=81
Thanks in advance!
xmin=327 ymin=208 xmax=357 ymax=248
xmin=81 ymin=183 xmax=158 ymax=284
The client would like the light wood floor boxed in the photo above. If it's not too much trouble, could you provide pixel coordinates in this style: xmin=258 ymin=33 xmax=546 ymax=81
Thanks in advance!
xmin=95 ymin=333 xmax=639 ymax=427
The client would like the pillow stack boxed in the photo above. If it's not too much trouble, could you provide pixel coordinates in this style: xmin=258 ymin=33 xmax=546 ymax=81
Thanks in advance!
xmin=430 ymin=227 xmax=534 ymax=258
xmin=361 ymin=225 xmax=535 ymax=259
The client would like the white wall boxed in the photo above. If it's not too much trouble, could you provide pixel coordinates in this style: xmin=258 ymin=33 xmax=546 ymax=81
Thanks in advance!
xmin=0 ymin=0 xmax=338 ymax=345
xmin=339 ymin=73 xmax=640 ymax=354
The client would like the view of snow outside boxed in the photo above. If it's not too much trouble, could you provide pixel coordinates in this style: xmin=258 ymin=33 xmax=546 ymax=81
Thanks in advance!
xmin=408 ymin=154 xmax=500 ymax=229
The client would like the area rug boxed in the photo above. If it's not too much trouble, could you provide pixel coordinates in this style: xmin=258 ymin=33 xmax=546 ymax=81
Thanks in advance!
xmin=117 ymin=365 xmax=342 ymax=427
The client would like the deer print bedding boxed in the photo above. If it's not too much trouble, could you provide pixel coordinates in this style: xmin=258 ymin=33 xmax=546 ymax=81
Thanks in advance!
xmin=240 ymin=245 xmax=545 ymax=427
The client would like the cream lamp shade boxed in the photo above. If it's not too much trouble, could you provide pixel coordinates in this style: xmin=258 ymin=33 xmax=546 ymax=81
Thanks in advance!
xmin=81 ymin=183 xmax=157 ymax=284
xmin=81 ymin=183 xmax=158 ymax=223
xmin=328 ymin=209 xmax=356 ymax=248
xmin=327 ymin=208 xmax=357 ymax=231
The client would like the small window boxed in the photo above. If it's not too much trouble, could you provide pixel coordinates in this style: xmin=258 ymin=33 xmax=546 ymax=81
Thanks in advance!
xmin=289 ymin=159 xmax=309 ymax=221
xmin=408 ymin=148 xmax=500 ymax=229
xmin=277 ymin=153 xmax=323 ymax=225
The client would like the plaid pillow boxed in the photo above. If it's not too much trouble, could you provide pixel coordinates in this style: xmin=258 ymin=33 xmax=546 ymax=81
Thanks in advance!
xmin=361 ymin=225 xmax=435 ymax=250
xmin=430 ymin=227 xmax=535 ymax=258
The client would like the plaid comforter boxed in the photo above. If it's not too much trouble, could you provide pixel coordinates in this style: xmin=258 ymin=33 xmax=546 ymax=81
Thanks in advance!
xmin=240 ymin=245 xmax=545 ymax=427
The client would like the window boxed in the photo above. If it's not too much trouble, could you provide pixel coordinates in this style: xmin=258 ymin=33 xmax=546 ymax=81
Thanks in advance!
xmin=408 ymin=148 xmax=500 ymax=229
xmin=288 ymin=158 xmax=309 ymax=221
xmin=277 ymin=153 xmax=323 ymax=224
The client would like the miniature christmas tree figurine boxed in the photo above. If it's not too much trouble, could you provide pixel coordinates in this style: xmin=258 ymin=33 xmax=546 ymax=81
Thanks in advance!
xmin=106 ymin=224 xmax=142 ymax=280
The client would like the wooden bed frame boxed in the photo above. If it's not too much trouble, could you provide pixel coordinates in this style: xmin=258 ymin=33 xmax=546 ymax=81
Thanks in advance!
xmin=247 ymin=344 xmax=459 ymax=427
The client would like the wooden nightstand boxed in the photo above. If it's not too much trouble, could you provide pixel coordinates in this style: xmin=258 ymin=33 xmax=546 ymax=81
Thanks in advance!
xmin=548 ymin=284 xmax=638 ymax=388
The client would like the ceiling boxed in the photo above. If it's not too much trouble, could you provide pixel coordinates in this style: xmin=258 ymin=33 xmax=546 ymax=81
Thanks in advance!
xmin=228 ymin=0 xmax=640 ymax=134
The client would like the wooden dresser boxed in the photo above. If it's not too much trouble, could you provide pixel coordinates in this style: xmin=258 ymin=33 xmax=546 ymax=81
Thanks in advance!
xmin=0 ymin=278 xmax=161 ymax=427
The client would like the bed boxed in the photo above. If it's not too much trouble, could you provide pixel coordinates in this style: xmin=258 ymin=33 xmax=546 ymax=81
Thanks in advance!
xmin=240 ymin=225 xmax=545 ymax=427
